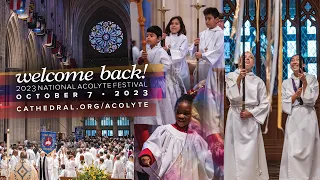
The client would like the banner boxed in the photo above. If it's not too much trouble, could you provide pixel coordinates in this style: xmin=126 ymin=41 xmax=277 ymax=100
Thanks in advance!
xmin=75 ymin=126 xmax=83 ymax=142
xmin=40 ymin=131 xmax=56 ymax=154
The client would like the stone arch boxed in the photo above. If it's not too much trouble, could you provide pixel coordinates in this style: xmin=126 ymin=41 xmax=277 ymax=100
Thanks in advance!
xmin=5 ymin=13 xmax=24 ymax=70
xmin=26 ymin=32 xmax=38 ymax=70
xmin=71 ymin=0 xmax=131 ymax=67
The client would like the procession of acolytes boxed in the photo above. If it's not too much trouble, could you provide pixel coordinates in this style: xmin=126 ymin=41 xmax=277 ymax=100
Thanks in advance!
xmin=130 ymin=1 xmax=320 ymax=180
xmin=0 ymin=134 xmax=134 ymax=180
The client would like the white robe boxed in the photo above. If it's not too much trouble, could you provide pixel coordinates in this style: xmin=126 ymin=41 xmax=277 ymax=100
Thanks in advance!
xmin=83 ymin=151 xmax=94 ymax=166
xmin=189 ymin=26 xmax=224 ymax=83
xmin=224 ymin=69 xmax=269 ymax=180
xmin=280 ymin=73 xmax=320 ymax=180
xmin=90 ymin=147 xmax=97 ymax=158
xmin=134 ymin=45 xmax=181 ymax=125
xmin=141 ymin=124 xmax=214 ymax=180
xmin=26 ymin=149 xmax=36 ymax=165
xmin=112 ymin=160 xmax=125 ymax=179
xmin=10 ymin=155 xmax=18 ymax=171
xmin=66 ymin=160 xmax=77 ymax=177
xmin=193 ymin=65 xmax=225 ymax=137
xmin=46 ymin=157 xmax=53 ymax=179
xmin=126 ymin=161 xmax=134 ymax=179
xmin=104 ymin=159 xmax=113 ymax=174
xmin=52 ymin=158 xmax=59 ymax=180
xmin=165 ymin=33 xmax=191 ymax=91
xmin=0 ymin=159 xmax=8 ymax=176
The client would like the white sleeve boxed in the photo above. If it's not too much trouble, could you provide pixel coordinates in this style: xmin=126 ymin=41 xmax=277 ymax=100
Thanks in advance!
xmin=201 ymin=30 xmax=224 ymax=65
xmin=301 ymin=75 xmax=319 ymax=105
xmin=141 ymin=126 xmax=167 ymax=161
xmin=225 ymin=72 xmax=242 ymax=101
xmin=159 ymin=50 xmax=172 ymax=72
xmin=194 ymin=136 xmax=214 ymax=180
xmin=282 ymin=80 xmax=293 ymax=115
xmin=248 ymin=80 xmax=270 ymax=124
xmin=170 ymin=37 xmax=188 ymax=64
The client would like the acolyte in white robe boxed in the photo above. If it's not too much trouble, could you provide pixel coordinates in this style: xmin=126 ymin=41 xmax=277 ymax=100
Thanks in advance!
xmin=134 ymin=45 xmax=181 ymax=125
xmin=280 ymin=73 xmax=320 ymax=180
xmin=52 ymin=158 xmax=59 ymax=180
xmin=189 ymin=26 xmax=224 ymax=83
xmin=112 ymin=160 xmax=125 ymax=179
xmin=224 ymin=69 xmax=269 ymax=180
xmin=126 ymin=161 xmax=134 ymax=179
xmin=104 ymin=159 xmax=113 ymax=174
xmin=66 ymin=160 xmax=77 ymax=177
xmin=141 ymin=124 xmax=214 ymax=180
xmin=165 ymin=33 xmax=191 ymax=91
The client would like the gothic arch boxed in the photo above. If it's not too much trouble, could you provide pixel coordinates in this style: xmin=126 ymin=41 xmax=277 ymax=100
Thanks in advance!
xmin=26 ymin=32 xmax=38 ymax=70
xmin=6 ymin=13 xmax=24 ymax=70
xmin=71 ymin=0 xmax=131 ymax=67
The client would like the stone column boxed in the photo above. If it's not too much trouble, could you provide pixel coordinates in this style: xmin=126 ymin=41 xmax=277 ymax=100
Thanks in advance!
xmin=26 ymin=118 xmax=40 ymax=142
xmin=113 ymin=119 xmax=118 ymax=137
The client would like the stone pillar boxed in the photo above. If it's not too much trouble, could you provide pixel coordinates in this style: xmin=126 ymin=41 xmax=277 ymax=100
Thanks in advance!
xmin=113 ymin=119 xmax=118 ymax=137
xmin=26 ymin=118 xmax=40 ymax=142
xmin=130 ymin=3 xmax=140 ymax=48
xmin=130 ymin=118 xmax=134 ymax=136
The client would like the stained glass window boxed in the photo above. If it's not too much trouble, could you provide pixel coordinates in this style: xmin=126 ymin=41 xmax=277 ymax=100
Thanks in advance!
xmin=224 ymin=0 xmax=318 ymax=94
xmin=117 ymin=117 xmax=130 ymax=126
xmin=89 ymin=21 xmax=123 ymax=53
xmin=102 ymin=130 xmax=113 ymax=137
xmin=101 ymin=117 xmax=113 ymax=126
xmin=86 ymin=130 xmax=96 ymax=136
xmin=118 ymin=130 xmax=130 ymax=137
xmin=84 ymin=117 xmax=96 ymax=126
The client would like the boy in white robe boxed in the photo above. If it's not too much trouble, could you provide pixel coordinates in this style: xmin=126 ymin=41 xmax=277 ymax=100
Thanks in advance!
xmin=224 ymin=52 xmax=269 ymax=180
xmin=134 ymin=26 xmax=181 ymax=150
xmin=163 ymin=16 xmax=190 ymax=91
xmin=189 ymin=7 xmax=224 ymax=83
xmin=138 ymin=94 xmax=214 ymax=180
xmin=280 ymin=54 xmax=320 ymax=180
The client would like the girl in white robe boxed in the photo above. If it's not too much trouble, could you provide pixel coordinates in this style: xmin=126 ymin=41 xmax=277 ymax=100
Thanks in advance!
xmin=280 ymin=54 xmax=320 ymax=180
xmin=138 ymin=94 xmax=214 ymax=180
xmin=164 ymin=16 xmax=190 ymax=91
xmin=189 ymin=7 xmax=224 ymax=83
xmin=224 ymin=52 xmax=269 ymax=180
